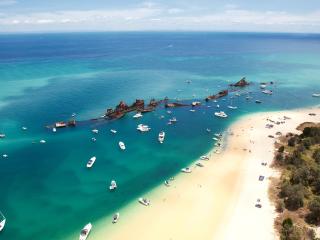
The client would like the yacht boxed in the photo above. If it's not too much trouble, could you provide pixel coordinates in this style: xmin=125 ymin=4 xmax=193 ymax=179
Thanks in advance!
xmin=158 ymin=131 xmax=165 ymax=143
xmin=92 ymin=129 xmax=99 ymax=134
xmin=0 ymin=212 xmax=6 ymax=232
xmin=137 ymin=124 xmax=151 ymax=132
xmin=0 ymin=134 xmax=5 ymax=138
xmin=109 ymin=180 xmax=117 ymax=190
xmin=112 ymin=213 xmax=120 ymax=224
xmin=262 ymin=90 xmax=273 ymax=95
xmin=181 ymin=167 xmax=192 ymax=173
xmin=138 ymin=198 xmax=150 ymax=206
xmin=87 ymin=156 xmax=96 ymax=168
xmin=110 ymin=129 xmax=117 ymax=134
xmin=133 ymin=112 xmax=143 ymax=118
xmin=79 ymin=223 xmax=92 ymax=240
xmin=119 ymin=141 xmax=126 ymax=150
xmin=40 ymin=139 xmax=46 ymax=144
xmin=312 ymin=93 xmax=320 ymax=97
xmin=214 ymin=111 xmax=228 ymax=118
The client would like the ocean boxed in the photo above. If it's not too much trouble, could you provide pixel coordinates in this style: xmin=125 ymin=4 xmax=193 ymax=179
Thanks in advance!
xmin=0 ymin=32 xmax=319 ymax=239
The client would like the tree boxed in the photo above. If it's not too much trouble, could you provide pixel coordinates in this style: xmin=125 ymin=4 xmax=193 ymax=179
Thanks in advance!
xmin=280 ymin=184 xmax=305 ymax=210
xmin=281 ymin=218 xmax=301 ymax=240
xmin=288 ymin=137 xmax=296 ymax=147
xmin=291 ymin=166 xmax=310 ymax=186
xmin=306 ymin=197 xmax=320 ymax=225
xmin=278 ymin=145 xmax=285 ymax=153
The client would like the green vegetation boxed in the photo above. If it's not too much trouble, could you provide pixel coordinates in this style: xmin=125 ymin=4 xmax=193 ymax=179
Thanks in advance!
xmin=274 ymin=126 xmax=320 ymax=239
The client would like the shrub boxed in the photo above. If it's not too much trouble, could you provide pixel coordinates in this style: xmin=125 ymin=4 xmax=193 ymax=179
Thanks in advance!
xmin=288 ymin=137 xmax=296 ymax=147
xmin=280 ymin=184 xmax=305 ymax=210
xmin=276 ymin=199 xmax=285 ymax=213
xmin=313 ymin=149 xmax=320 ymax=164
xmin=306 ymin=197 xmax=320 ymax=225
xmin=280 ymin=218 xmax=301 ymax=240
xmin=278 ymin=145 xmax=285 ymax=153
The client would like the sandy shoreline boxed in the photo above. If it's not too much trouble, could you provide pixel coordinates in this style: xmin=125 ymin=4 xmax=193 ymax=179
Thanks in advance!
xmin=88 ymin=106 xmax=320 ymax=240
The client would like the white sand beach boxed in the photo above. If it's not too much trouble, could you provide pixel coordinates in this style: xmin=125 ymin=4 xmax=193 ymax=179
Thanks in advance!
xmin=89 ymin=106 xmax=320 ymax=240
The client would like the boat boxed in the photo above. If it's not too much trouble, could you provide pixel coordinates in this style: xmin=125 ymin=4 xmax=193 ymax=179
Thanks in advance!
xmin=112 ymin=213 xmax=120 ymax=224
xmin=158 ymin=131 xmax=165 ymax=143
xmin=119 ymin=141 xmax=126 ymax=150
xmin=55 ymin=122 xmax=67 ymax=128
xmin=91 ymin=137 xmax=96 ymax=142
xmin=79 ymin=223 xmax=92 ymax=240
xmin=0 ymin=134 xmax=5 ymax=138
xmin=2 ymin=154 xmax=8 ymax=158
xmin=0 ymin=211 xmax=6 ymax=232
xmin=189 ymin=109 xmax=196 ymax=112
xmin=262 ymin=90 xmax=273 ymax=95
xmin=137 ymin=124 xmax=151 ymax=132
xmin=109 ymin=180 xmax=117 ymax=190
xmin=312 ymin=93 xmax=320 ymax=97
xmin=227 ymin=105 xmax=238 ymax=110
xmin=22 ymin=126 xmax=27 ymax=131
xmin=164 ymin=180 xmax=170 ymax=187
xmin=92 ymin=129 xmax=99 ymax=134
xmin=255 ymin=100 xmax=262 ymax=104
xmin=206 ymin=128 xmax=211 ymax=133
xmin=191 ymin=101 xmax=201 ymax=106
xmin=133 ymin=112 xmax=143 ymax=118
xmin=181 ymin=167 xmax=192 ymax=173
xmin=169 ymin=117 xmax=177 ymax=123
xmin=138 ymin=198 xmax=150 ymax=206
xmin=212 ymin=137 xmax=219 ymax=141
xmin=39 ymin=139 xmax=46 ymax=144
xmin=167 ymin=110 xmax=172 ymax=114
xmin=87 ymin=156 xmax=96 ymax=168
xmin=216 ymin=104 xmax=220 ymax=108
xmin=260 ymin=83 xmax=267 ymax=89
xmin=196 ymin=162 xmax=204 ymax=167
xmin=110 ymin=129 xmax=117 ymax=134
xmin=214 ymin=133 xmax=222 ymax=138
xmin=52 ymin=127 xmax=57 ymax=132
xmin=214 ymin=111 xmax=228 ymax=118
xmin=72 ymin=113 xmax=76 ymax=117
xmin=200 ymin=155 xmax=209 ymax=160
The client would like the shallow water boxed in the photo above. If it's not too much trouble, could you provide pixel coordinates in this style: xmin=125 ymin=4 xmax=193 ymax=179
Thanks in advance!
xmin=0 ymin=32 xmax=319 ymax=239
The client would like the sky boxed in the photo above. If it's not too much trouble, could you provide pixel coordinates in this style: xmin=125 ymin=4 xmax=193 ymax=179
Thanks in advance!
xmin=0 ymin=0 xmax=320 ymax=33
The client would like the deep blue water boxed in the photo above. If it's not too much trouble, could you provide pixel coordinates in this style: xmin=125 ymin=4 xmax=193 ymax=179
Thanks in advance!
xmin=0 ymin=32 xmax=319 ymax=239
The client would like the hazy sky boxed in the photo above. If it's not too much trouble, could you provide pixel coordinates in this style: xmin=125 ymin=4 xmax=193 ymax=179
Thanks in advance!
xmin=0 ymin=0 xmax=320 ymax=33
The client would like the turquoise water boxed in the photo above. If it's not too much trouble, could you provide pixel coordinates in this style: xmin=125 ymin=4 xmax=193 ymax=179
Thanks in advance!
xmin=0 ymin=32 xmax=319 ymax=239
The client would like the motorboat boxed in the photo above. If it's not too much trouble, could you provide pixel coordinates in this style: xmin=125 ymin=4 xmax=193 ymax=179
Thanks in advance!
xmin=0 ymin=212 xmax=6 ymax=232
xmin=137 ymin=124 xmax=151 ymax=132
xmin=119 ymin=141 xmax=126 ymax=150
xmin=167 ymin=110 xmax=172 ymax=114
xmin=110 ymin=129 xmax=117 ymax=134
xmin=262 ymin=90 xmax=273 ymax=95
xmin=133 ymin=112 xmax=143 ymax=118
xmin=109 ymin=180 xmax=117 ymax=190
xmin=181 ymin=167 xmax=192 ymax=173
xmin=260 ymin=83 xmax=267 ymax=89
xmin=312 ymin=93 xmax=320 ymax=97
xmin=72 ymin=113 xmax=76 ymax=117
xmin=87 ymin=156 xmax=96 ymax=168
xmin=2 ymin=154 xmax=8 ymax=158
xmin=255 ymin=100 xmax=262 ymax=104
xmin=227 ymin=105 xmax=238 ymax=110
xmin=196 ymin=162 xmax=204 ymax=167
xmin=158 ymin=131 xmax=165 ymax=143
xmin=112 ymin=213 xmax=120 ymax=224
xmin=91 ymin=137 xmax=96 ymax=142
xmin=212 ymin=137 xmax=219 ymax=141
xmin=22 ymin=126 xmax=27 ymax=131
xmin=200 ymin=155 xmax=209 ymax=160
xmin=138 ymin=198 xmax=150 ymax=206
xmin=214 ymin=111 xmax=228 ymax=118
xmin=164 ymin=180 xmax=170 ymax=187
xmin=79 ymin=223 xmax=92 ymax=240
xmin=169 ymin=117 xmax=177 ymax=123
xmin=52 ymin=127 xmax=57 ymax=132
xmin=214 ymin=133 xmax=222 ymax=138
xmin=55 ymin=122 xmax=67 ymax=128
xmin=206 ymin=128 xmax=211 ymax=133
xmin=0 ymin=134 xmax=5 ymax=138
xmin=92 ymin=129 xmax=99 ymax=134
xmin=189 ymin=109 xmax=196 ymax=112
xmin=216 ymin=104 xmax=220 ymax=108
xmin=39 ymin=139 xmax=46 ymax=144
xmin=191 ymin=101 xmax=201 ymax=106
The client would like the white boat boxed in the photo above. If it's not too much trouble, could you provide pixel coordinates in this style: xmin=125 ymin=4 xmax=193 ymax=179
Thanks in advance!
xmin=196 ymin=162 xmax=204 ymax=167
xmin=312 ymin=93 xmax=320 ymax=97
xmin=260 ymin=84 xmax=267 ymax=89
xmin=227 ymin=105 xmax=238 ymax=110
xmin=262 ymin=90 xmax=273 ymax=95
xmin=167 ymin=110 xmax=172 ymax=114
xmin=133 ymin=112 xmax=143 ymax=118
xmin=164 ymin=180 xmax=170 ymax=187
xmin=40 ymin=139 xmax=46 ymax=144
xmin=72 ymin=113 xmax=76 ymax=117
xmin=189 ymin=109 xmax=196 ymax=112
xmin=137 ymin=124 xmax=151 ymax=132
xmin=169 ymin=117 xmax=177 ymax=123
xmin=2 ymin=154 xmax=8 ymax=158
xmin=255 ymin=100 xmax=262 ymax=104
xmin=138 ymin=198 xmax=150 ymax=206
xmin=52 ymin=127 xmax=57 ymax=132
xmin=200 ymin=155 xmax=209 ymax=160
xmin=181 ymin=167 xmax=192 ymax=173
xmin=109 ymin=180 xmax=117 ymax=190
xmin=216 ymin=104 xmax=220 ymax=108
xmin=110 ymin=129 xmax=117 ymax=134
xmin=22 ymin=126 xmax=27 ymax=131
xmin=206 ymin=128 xmax=211 ymax=133
xmin=79 ymin=223 xmax=92 ymax=240
xmin=158 ymin=131 xmax=165 ymax=143
xmin=112 ymin=213 xmax=120 ymax=224
xmin=0 ymin=212 xmax=6 ymax=232
xmin=214 ymin=111 xmax=228 ymax=118
xmin=214 ymin=133 xmax=222 ymax=138
xmin=0 ymin=134 xmax=5 ymax=138
xmin=119 ymin=141 xmax=126 ymax=150
xmin=212 ymin=137 xmax=219 ymax=141
xmin=191 ymin=101 xmax=201 ymax=106
xmin=86 ymin=156 xmax=96 ymax=168
xmin=91 ymin=137 xmax=96 ymax=142
xmin=92 ymin=129 xmax=99 ymax=134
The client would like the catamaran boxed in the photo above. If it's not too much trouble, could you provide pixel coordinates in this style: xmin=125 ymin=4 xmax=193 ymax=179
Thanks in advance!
xmin=139 ymin=198 xmax=150 ymax=206
xmin=79 ymin=223 xmax=92 ymax=240
xmin=158 ymin=131 xmax=165 ymax=143
xmin=133 ymin=112 xmax=143 ymax=118
xmin=112 ymin=213 xmax=120 ymax=224
xmin=214 ymin=111 xmax=228 ymax=118
xmin=87 ymin=156 xmax=96 ymax=168
xmin=109 ymin=180 xmax=117 ymax=190
xmin=137 ymin=124 xmax=151 ymax=132
xmin=119 ymin=141 xmax=126 ymax=150
xmin=0 ymin=211 xmax=5 ymax=232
